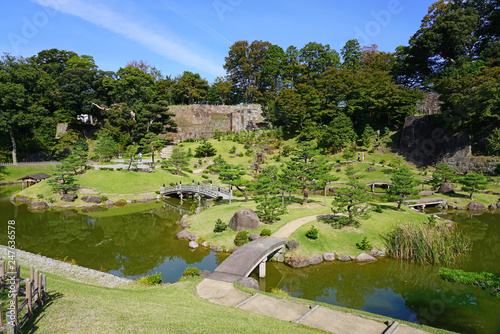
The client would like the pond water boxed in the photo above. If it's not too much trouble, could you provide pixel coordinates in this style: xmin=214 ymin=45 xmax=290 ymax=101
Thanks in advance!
xmin=0 ymin=185 xmax=499 ymax=333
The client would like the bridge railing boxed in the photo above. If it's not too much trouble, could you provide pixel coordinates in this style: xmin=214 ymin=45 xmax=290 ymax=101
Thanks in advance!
xmin=161 ymin=183 xmax=231 ymax=198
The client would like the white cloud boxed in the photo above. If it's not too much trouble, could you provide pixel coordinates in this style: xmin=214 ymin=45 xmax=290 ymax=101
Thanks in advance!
xmin=31 ymin=0 xmax=225 ymax=76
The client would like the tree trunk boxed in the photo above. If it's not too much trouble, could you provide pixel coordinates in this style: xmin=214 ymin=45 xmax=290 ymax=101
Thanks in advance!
xmin=151 ymin=147 xmax=155 ymax=164
xmin=470 ymin=193 xmax=473 ymax=200
xmin=397 ymin=201 xmax=402 ymax=210
xmin=302 ymin=187 xmax=309 ymax=206
xmin=235 ymin=185 xmax=248 ymax=202
xmin=9 ymin=127 xmax=17 ymax=165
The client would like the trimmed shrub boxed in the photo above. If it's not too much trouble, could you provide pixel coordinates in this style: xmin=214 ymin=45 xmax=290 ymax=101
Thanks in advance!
xmin=439 ymin=268 xmax=500 ymax=297
xmin=213 ymin=218 xmax=228 ymax=233
xmin=260 ymin=229 xmax=272 ymax=237
xmin=183 ymin=267 xmax=200 ymax=277
xmin=234 ymin=231 xmax=249 ymax=246
xmin=137 ymin=272 xmax=162 ymax=285
xmin=305 ymin=225 xmax=319 ymax=240
xmin=374 ymin=205 xmax=383 ymax=213
xmin=356 ymin=237 xmax=372 ymax=251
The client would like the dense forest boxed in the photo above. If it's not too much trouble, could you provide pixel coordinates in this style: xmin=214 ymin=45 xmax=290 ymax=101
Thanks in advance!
xmin=0 ymin=0 xmax=499 ymax=162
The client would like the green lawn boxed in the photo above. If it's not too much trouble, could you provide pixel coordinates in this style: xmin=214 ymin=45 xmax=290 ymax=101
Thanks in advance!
xmin=0 ymin=164 xmax=58 ymax=183
xmin=187 ymin=197 xmax=333 ymax=250
xmin=288 ymin=204 xmax=424 ymax=257
xmin=9 ymin=271 xmax=322 ymax=334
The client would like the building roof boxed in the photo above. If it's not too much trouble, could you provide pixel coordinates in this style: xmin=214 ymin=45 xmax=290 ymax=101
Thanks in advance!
xmin=18 ymin=173 xmax=52 ymax=181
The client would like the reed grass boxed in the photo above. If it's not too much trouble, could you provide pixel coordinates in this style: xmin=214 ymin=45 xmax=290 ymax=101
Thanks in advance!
xmin=384 ymin=220 xmax=471 ymax=265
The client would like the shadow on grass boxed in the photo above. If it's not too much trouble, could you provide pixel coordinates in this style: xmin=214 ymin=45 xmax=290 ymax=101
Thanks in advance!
xmin=0 ymin=165 xmax=7 ymax=181
xmin=19 ymin=291 xmax=64 ymax=334
xmin=318 ymin=214 xmax=360 ymax=229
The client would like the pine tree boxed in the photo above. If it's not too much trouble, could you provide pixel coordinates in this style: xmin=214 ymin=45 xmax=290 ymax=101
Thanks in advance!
xmin=49 ymin=157 xmax=79 ymax=194
xmin=139 ymin=132 xmax=165 ymax=164
xmin=194 ymin=138 xmax=217 ymax=157
xmin=332 ymin=166 xmax=370 ymax=226
xmin=460 ymin=173 xmax=488 ymax=200
xmin=219 ymin=163 xmax=250 ymax=202
xmin=95 ymin=132 xmax=119 ymax=162
xmin=168 ymin=147 xmax=189 ymax=175
xmin=253 ymin=166 xmax=286 ymax=223
xmin=282 ymin=141 xmax=333 ymax=205
xmin=387 ymin=166 xmax=420 ymax=210
xmin=123 ymin=144 xmax=138 ymax=171
xmin=429 ymin=163 xmax=457 ymax=189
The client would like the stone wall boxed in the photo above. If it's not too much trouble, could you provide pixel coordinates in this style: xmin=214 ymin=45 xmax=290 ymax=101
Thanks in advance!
xmin=399 ymin=115 xmax=500 ymax=174
xmin=165 ymin=104 xmax=264 ymax=140
xmin=416 ymin=92 xmax=442 ymax=115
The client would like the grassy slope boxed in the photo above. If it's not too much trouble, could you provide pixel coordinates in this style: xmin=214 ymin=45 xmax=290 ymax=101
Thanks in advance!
xmin=14 ymin=272 xmax=322 ymax=334
xmin=0 ymin=165 xmax=58 ymax=183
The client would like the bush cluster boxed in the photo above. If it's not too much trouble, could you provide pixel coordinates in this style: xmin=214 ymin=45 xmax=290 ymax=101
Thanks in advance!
xmin=234 ymin=231 xmax=249 ymax=246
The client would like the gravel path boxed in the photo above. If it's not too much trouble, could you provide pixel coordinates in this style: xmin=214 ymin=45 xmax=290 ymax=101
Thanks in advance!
xmin=0 ymin=246 xmax=132 ymax=288
xmin=272 ymin=214 xmax=336 ymax=239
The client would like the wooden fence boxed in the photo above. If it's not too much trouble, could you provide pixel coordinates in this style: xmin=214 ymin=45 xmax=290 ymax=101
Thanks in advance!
xmin=0 ymin=261 xmax=47 ymax=334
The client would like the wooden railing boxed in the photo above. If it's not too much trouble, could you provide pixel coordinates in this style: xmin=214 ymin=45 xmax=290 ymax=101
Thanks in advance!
xmin=0 ymin=261 xmax=47 ymax=334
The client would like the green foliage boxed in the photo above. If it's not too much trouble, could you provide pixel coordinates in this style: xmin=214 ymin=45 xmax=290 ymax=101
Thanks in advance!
xmin=305 ymin=225 xmax=319 ymax=240
xmin=234 ymin=231 xmax=249 ymax=246
xmin=48 ymin=157 xmax=79 ymax=194
xmin=95 ymin=132 xmax=119 ymax=162
xmin=332 ymin=166 xmax=370 ymax=226
xmin=182 ymin=267 xmax=200 ymax=277
xmin=137 ymin=272 xmax=162 ymax=285
xmin=438 ymin=268 xmax=500 ymax=297
xmin=428 ymin=163 xmax=456 ymax=189
xmin=386 ymin=166 xmax=420 ymax=210
xmin=260 ymin=229 xmax=272 ymax=237
xmin=384 ymin=220 xmax=471 ymax=265
xmin=373 ymin=205 xmax=383 ymax=213
xmin=271 ymin=288 xmax=290 ymax=296
xmin=460 ymin=173 xmax=488 ymax=200
xmin=219 ymin=163 xmax=251 ymax=202
xmin=356 ymin=237 xmax=372 ymax=251
xmin=167 ymin=147 xmax=189 ymax=175
xmin=213 ymin=218 xmax=228 ymax=233
xmin=318 ymin=114 xmax=357 ymax=153
xmin=253 ymin=166 xmax=286 ymax=223
xmin=229 ymin=146 xmax=236 ymax=154
xmin=139 ymin=132 xmax=165 ymax=164
xmin=495 ymin=163 xmax=500 ymax=176
xmin=100 ymin=195 xmax=109 ymax=203
xmin=195 ymin=139 xmax=217 ymax=158
xmin=486 ymin=128 xmax=500 ymax=156
xmin=361 ymin=124 xmax=376 ymax=148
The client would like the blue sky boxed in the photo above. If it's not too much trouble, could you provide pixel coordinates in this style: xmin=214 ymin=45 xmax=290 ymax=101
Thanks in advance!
xmin=1 ymin=0 xmax=435 ymax=83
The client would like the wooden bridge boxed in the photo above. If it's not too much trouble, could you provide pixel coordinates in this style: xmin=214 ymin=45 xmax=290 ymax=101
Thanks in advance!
xmin=209 ymin=237 xmax=286 ymax=283
xmin=406 ymin=198 xmax=447 ymax=209
xmin=160 ymin=182 xmax=232 ymax=200
xmin=365 ymin=180 xmax=392 ymax=193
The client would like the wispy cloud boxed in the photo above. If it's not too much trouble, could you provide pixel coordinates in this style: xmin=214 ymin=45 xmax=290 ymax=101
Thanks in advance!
xmin=31 ymin=0 xmax=225 ymax=76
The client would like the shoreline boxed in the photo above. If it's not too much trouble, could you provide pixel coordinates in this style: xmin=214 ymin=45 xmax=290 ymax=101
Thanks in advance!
xmin=0 ymin=245 xmax=132 ymax=288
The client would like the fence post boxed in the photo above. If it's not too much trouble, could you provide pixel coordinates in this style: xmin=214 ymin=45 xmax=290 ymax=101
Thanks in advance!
xmin=42 ymin=274 xmax=46 ymax=300
xmin=38 ymin=273 xmax=43 ymax=305
xmin=30 ymin=266 xmax=34 ymax=283
xmin=0 ymin=260 xmax=4 ymax=292
xmin=26 ymin=281 xmax=32 ymax=319
xmin=34 ymin=270 xmax=40 ymax=307
xmin=13 ymin=290 xmax=18 ymax=333
xmin=0 ymin=302 xmax=3 ymax=329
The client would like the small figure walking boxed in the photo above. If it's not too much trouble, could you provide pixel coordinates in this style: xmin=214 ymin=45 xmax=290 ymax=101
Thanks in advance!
xmin=138 ymin=152 xmax=142 ymax=163
xmin=357 ymin=153 xmax=361 ymax=162
xmin=362 ymin=153 xmax=365 ymax=162
xmin=160 ymin=151 xmax=163 ymax=160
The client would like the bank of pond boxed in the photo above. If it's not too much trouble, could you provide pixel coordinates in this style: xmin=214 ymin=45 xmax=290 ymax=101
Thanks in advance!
xmin=0 ymin=185 xmax=499 ymax=334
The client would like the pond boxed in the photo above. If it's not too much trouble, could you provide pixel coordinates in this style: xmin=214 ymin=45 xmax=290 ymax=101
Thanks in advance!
xmin=1 ymin=185 xmax=499 ymax=333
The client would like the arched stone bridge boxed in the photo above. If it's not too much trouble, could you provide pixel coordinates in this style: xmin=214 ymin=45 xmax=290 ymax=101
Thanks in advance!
xmin=209 ymin=237 xmax=286 ymax=283
xmin=160 ymin=182 xmax=232 ymax=200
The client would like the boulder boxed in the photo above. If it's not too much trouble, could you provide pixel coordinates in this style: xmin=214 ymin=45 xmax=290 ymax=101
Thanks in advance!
xmin=338 ymin=255 xmax=351 ymax=262
xmin=181 ymin=214 xmax=188 ymax=222
xmin=180 ymin=222 xmax=189 ymax=229
xmin=365 ymin=166 xmax=376 ymax=172
xmin=81 ymin=195 xmax=102 ymax=203
xmin=323 ymin=253 xmax=336 ymax=261
xmin=237 ymin=277 xmax=259 ymax=290
xmin=369 ymin=249 xmax=378 ymax=257
xmin=376 ymin=251 xmax=386 ymax=257
xmin=467 ymin=202 xmax=486 ymax=210
xmin=176 ymin=231 xmax=191 ymax=239
xmin=438 ymin=182 xmax=454 ymax=194
xmin=286 ymin=240 xmax=300 ymax=250
xmin=136 ymin=196 xmax=156 ymax=203
xmin=189 ymin=234 xmax=199 ymax=242
xmin=355 ymin=253 xmax=377 ymax=262
xmin=445 ymin=223 xmax=455 ymax=230
xmin=188 ymin=241 xmax=199 ymax=249
xmin=104 ymin=200 xmax=114 ymax=206
xmin=199 ymin=270 xmax=211 ymax=278
xmin=489 ymin=203 xmax=497 ymax=210
xmin=14 ymin=196 xmax=29 ymax=203
xmin=456 ymin=206 xmax=465 ymax=210
xmin=228 ymin=208 xmax=260 ymax=231
xmin=418 ymin=190 xmax=434 ymax=197
xmin=284 ymin=256 xmax=310 ymax=268
xmin=29 ymin=201 xmax=49 ymax=210
xmin=61 ymin=193 xmax=78 ymax=202
xmin=497 ymin=202 xmax=500 ymax=209
xmin=334 ymin=164 xmax=342 ymax=168
xmin=248 ymin=233 xmax=261 ymax=242
xmin=212 ymin=246 xmax=224 ymax=252
xmin=201 ymin=241 xmax=209 ymax=247
xmin=309 ymin=255 xmax=323 ymax=265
